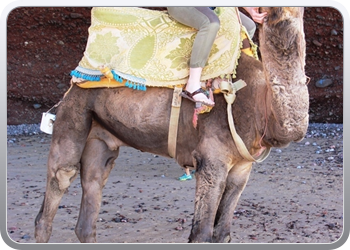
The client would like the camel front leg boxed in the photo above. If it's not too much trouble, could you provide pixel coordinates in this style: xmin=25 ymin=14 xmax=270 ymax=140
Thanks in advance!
xmin=188 ymin=151 xmax=229 ymax=243
xmin=75 ymin=138 xmax=119 ymax=243
xmin=212 ymin=161 xmax=253 ymax=243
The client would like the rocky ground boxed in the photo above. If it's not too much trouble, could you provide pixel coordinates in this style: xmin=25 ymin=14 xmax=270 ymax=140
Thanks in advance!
xmin=6 ymin=123 xmax=343 ymax=244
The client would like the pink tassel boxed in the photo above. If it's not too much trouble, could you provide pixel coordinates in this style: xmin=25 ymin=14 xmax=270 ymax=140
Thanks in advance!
xmin=193 ymin=111 xmax=198 ymax=128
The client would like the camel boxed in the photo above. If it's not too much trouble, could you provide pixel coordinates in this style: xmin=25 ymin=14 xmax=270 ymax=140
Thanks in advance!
xmin=34 ymin=7 xmax=309 ymax=243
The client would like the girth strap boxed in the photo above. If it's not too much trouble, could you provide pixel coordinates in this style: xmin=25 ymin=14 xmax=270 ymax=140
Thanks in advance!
xmin=168 ymin=86 xmax=183 ymax=158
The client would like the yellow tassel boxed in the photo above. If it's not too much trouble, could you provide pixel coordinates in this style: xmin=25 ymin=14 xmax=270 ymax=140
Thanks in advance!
xmin=99 ymin=66 xmax=114 ymax=80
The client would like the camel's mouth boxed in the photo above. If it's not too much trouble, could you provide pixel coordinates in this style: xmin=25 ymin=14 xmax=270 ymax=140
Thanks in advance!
xmin=263 ymin=113 xmax=309 ymax=148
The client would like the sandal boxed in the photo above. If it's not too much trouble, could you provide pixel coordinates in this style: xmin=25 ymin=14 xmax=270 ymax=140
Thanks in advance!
xmin=181 ymin=88 xmax=215 ymax=107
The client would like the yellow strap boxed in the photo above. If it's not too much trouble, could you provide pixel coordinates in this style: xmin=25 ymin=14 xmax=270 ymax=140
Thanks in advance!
xmin=168 ymin=86 xmax=183 ymax=158
xmin=76 ymin=78 xmax=125 ymax=88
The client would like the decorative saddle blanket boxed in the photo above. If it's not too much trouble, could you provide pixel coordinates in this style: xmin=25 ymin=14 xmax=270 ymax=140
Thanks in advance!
xmin=71 ymin=7 xmax=258 ymax=90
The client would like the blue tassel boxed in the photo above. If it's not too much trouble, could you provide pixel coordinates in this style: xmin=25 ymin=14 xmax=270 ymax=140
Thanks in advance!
xmin=112 ymin=71 xmax=124 ymax=83
xmin=70 ymin=70 xmax=101 ymax=81
xmin=111 ymin=69 xmax=148 ymax=91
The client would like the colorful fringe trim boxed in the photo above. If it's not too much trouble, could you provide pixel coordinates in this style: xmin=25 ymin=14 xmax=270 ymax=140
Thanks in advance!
xmin=70 ymin=67 xmax=147 ymax=91
xmin=70 ymin=70 xmax=101 ymax=81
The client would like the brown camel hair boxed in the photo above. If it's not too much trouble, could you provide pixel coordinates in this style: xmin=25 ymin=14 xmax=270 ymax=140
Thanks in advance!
xmin=34 ymin=7 xmax=309 ymax=243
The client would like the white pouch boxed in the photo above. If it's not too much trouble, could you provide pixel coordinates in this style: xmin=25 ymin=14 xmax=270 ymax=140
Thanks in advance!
xmin=40 ymin=112 xmax=56 ymax=134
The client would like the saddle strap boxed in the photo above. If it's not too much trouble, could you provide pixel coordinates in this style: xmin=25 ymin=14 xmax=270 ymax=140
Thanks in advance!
xmin=221 ymin=80 xmax=270 ymax=163
xmin=168 ymin=86 xmax=183 ymax=158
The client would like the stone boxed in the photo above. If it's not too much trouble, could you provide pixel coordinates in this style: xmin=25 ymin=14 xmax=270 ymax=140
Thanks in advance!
xmin=312 ymin=40 xmax=322 ymax=47
xmin=315 ymin=79 xmax=333 ymax=88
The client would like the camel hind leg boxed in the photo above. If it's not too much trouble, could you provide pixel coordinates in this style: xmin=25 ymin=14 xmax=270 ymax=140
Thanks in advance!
xmin=75 ymin=138 xmax=120 ymax=242
xmin=75 ymin=121 xmax=124 ymax=242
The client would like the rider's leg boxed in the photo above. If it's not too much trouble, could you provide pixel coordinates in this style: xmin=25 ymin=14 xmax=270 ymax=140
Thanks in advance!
xmin=239 ymin=11 xmax=256 ymax=39
xmin=167 ymin=7 xmax=220 ymax=106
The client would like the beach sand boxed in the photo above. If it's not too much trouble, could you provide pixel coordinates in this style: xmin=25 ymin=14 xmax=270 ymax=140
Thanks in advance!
xmin=6 ymin=126 xmax=343 ymax=244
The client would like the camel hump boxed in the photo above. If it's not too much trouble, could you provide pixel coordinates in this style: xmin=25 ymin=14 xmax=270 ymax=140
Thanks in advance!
xmin=71 ymin=7 xmax=255 ymax=90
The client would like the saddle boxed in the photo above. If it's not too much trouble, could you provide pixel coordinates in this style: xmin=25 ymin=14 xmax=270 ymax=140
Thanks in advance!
xmin=71 ymin=7 xmax=258 ymax=90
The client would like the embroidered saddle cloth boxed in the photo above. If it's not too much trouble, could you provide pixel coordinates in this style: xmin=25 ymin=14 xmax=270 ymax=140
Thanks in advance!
xmin=71 ymin=7 xmax=257 ymax=89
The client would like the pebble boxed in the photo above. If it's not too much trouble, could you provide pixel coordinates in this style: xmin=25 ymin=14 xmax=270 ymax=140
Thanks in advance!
xmin=312 ymin=40 xmax=322 ymax=47
xmin=33 ymin=104 xmax=42 ymax=109
xmin=56 ymin=83 xmax=66 ymax=89
xmin=330 ymin=29 xmax=338 ymax=35
xmin=22 ymin=234 xmax=31 ymax=240
xmin=70 ymin=13 xmax=84 ymax=19
xmin=315 ymin=78 xmax=333 ymax=88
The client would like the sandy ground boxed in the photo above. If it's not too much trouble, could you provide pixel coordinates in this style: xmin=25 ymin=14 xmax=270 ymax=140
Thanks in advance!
xmin=6 ymin=125 xmax=343 ymax=244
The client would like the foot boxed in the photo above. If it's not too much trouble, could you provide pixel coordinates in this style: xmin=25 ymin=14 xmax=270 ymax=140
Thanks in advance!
xmin=178 ymin=173 xmax=192 ymax=181
xmin=181 ymin=88 xmax=215 ymax=107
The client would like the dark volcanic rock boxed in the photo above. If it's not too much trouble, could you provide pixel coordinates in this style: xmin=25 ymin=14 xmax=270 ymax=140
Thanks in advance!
xmin=303 ymin=7 xmax=343 ymax=124
xmin=7 ymin=7 xmax=92 ymax=125
xmin=7 ymin=7 xmax=343 ymax=124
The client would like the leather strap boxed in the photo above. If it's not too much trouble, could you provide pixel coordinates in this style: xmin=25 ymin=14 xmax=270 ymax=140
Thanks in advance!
xmin=168 ymin=86 xmax=183 ymax=158
xmin=220 ymin=80 xmax=270 ymax=162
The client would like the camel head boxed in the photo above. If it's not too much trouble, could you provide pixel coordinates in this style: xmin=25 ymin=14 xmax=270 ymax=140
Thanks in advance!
xmin=258 ymin=7 xmax=309 ymax=146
